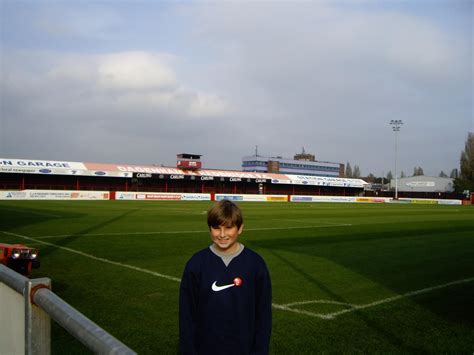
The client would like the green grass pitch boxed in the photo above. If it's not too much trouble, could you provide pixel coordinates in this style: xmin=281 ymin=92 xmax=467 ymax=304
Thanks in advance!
xmin=1 ymin=200 xmax=473 ymax=354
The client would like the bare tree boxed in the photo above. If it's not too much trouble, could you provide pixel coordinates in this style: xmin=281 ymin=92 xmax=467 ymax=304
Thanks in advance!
xmin=413 ymin=167 xmax=424 ymax=176
xmin=366 ymin=173 xmax=376 ymax=183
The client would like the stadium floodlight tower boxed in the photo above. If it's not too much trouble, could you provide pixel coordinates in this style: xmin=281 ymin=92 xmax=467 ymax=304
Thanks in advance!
xmin=389 ymin=120 xmax=403 ymax=199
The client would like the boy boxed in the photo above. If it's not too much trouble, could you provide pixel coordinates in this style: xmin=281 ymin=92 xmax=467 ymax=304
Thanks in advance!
xmin=179 ymin=199 xmax=272 ymax=355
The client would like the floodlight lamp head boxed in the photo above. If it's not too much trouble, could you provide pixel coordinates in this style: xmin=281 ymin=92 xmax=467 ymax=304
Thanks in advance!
xmin=389 ymin=120 xmax=403 ymax=131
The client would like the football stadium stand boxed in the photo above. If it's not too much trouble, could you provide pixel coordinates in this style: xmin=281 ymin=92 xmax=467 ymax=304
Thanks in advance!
xmin=0 ymin=157 xmax=365 ymax=196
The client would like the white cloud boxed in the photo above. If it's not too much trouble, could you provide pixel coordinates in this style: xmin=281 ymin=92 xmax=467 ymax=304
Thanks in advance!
xmin=97 ymin=52 xmax=177 ymax=91
xmin=187 ymin=91 xmax=229 ymax=118
xmin=4 ymin=50 xmax=229 ymax=121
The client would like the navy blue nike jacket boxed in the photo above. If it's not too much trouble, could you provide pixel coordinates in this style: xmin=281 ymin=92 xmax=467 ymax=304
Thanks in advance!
xmin=179 ymin=247 xmax=272 ymax=355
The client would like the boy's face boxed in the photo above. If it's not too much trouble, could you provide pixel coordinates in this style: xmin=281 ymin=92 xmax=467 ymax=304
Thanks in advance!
xmin=210 ymin=223 xmax=243 ymax=254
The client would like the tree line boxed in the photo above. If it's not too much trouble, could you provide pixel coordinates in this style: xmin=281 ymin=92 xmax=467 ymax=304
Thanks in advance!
xmin=344 ymin=163 xmax=457 ymax=181
xmin=454 ymin=132 xmax=474 ymax=193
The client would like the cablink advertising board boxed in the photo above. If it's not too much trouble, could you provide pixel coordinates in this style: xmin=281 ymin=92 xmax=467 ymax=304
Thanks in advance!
xmin=133 ymin=173 xmax=270 ymax=183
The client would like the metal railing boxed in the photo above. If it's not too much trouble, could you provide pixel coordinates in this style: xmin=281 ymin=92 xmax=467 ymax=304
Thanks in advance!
xmin=0 ymin=265 xmax=136 ymax=355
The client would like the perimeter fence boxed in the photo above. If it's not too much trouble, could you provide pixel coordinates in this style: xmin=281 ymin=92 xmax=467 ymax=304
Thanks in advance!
xmin=0 ymin=264 xmax=136 ymax=355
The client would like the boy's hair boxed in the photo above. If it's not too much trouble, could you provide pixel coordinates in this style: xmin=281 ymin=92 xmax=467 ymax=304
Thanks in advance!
xmin=207 ymin=200 xmax=243 ymax=229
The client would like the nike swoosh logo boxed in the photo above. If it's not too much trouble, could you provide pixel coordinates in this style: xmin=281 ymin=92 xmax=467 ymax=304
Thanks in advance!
xmin=211 ymin=281 xmax=235 ymax=292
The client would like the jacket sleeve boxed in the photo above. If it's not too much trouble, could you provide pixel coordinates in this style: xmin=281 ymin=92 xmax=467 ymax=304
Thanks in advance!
xmin=179 ymin=262 xmax=199 ymax=355
xmin=252 ymin=261 xmax=272 ymax=355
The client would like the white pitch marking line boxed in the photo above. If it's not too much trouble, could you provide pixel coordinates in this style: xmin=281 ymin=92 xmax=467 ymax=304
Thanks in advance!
xmin=248 ymin=224 xmax=352 ymax=231
xmin=272 ymin=303 xmax=334 ymax=320
xmin=283 ymin=300 xmax=355 ymax=307
xmin=276 ymin=219 xmax=351 ymax=227
xmin=35 ymin=224 xmax=353 ymax=239
xmin=37 ymin=230 xmax=207 ymax=239
xmin=0 ymin=208 xmax=62 ymax=218
xmin=1 ymin=231 xmax=181 ymax=283
xmin=275 ymin=276 xmax=474 ymax=320
xmin=325 ymin=277 xmax=474 ymax=319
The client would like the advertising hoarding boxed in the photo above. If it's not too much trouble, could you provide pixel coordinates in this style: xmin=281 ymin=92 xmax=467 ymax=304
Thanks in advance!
xmin=114 ymin=192 xmax=211 ymax=201
xmin=0 ymin=190 xmax=109 ymax=200
xmin=215 ymin=194 xmax=287 ymax=202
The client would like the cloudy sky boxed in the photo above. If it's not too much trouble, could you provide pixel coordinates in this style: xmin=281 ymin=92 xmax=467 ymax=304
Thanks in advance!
xmin=1 ymin=0 xmax=472 ymax=177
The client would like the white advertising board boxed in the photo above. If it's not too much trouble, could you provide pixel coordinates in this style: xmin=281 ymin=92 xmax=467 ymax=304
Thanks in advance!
xmin=0 ymin=190 xmax=109 ymax=200
xmin=0 ymin=158 xmax=86 ymax=170
xmin=0 ymin=158 xmax=131 ymax=177
xmin=290 ymin=195 xmax=392 ymax=203
xmin=397 ymin=198 xmax=462 ymax=205
xmin=290 ymin=195 xmax=358 ymax=203
xmin=276 ymin=175 xmax=367 ymax=188
xmin=437 ymin=199 xmax=463 ymax=205
xmin=405 ymin=181 xmax=436 ymax=187
xmin=114 ymin=192 xmax=211 ymax=201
